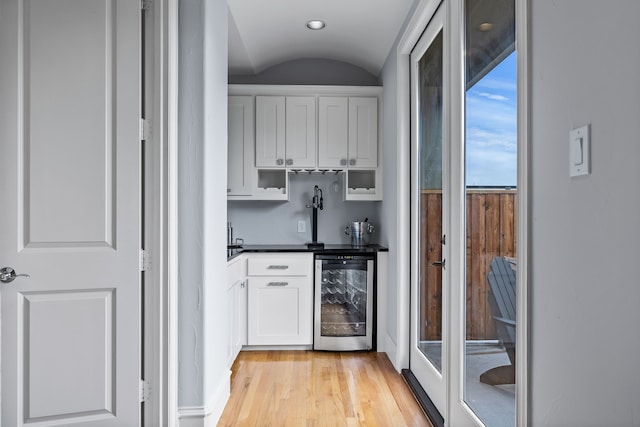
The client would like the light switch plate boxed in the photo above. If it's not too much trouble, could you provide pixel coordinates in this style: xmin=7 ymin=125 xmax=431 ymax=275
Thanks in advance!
xmin=570 ymin=124 xmax=590 ymax=177
xmin=297 ymin=220 xmax=306 ymax=233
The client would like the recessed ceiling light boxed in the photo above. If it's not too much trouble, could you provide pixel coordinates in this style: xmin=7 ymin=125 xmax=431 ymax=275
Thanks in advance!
xmin=478 ymin=22 xmax=494 ymax=32
xmin=306 ymin=20 xmax=326 ymax=30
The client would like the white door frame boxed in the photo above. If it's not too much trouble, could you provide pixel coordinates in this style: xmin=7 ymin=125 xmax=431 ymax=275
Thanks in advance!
xmin=142 ymin=0 xmax=178 ymax=424
xmin=396 ymin=0 xmax=529 ymax=425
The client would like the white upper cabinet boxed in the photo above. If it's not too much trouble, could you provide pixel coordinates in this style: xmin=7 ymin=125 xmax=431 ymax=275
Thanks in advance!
xmin=227 ymin=96 xmax=254 ymax=197
xmin=256 ymin=96 xmax=316 ymax=168
xmin=255 ymin=96 xmax=286 ymax=167
xmin=348 ymin=97 xmax=378 ymax=168
xmin=286 ymin=96 xmax=317 ymax=168
xmin=318 ymin=97 xmax=349 ymax=167
xmin=228 ymin=85 xmax=382 ymax=201
xmin=318 ymin=96 xmax=378 ymax=169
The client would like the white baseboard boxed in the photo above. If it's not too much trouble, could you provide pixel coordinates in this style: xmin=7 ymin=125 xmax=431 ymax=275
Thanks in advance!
xmin=385 ymin=334 xmax=400 ymax=372
xmin=177 ymin=370 xmax=231 ymax=427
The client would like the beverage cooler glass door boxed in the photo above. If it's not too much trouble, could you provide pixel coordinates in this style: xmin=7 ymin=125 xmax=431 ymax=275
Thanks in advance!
xmin=314 ymin=255 xmax=374 ymax=351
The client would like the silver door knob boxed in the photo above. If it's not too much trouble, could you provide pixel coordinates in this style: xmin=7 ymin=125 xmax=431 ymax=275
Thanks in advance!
xmin=0 ymin=267 xmax=30 ymax=283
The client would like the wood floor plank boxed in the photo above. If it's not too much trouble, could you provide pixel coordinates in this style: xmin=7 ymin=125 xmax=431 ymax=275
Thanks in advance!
xmin=217 ymin=351 xmax=432 ymax=427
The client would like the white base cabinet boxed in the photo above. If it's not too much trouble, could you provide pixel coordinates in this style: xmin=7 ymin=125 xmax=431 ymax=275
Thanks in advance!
xmin=227 ymin=256 xmax=247 ymax=368
xmin=246 ymin=253 xmax=313 ymax=346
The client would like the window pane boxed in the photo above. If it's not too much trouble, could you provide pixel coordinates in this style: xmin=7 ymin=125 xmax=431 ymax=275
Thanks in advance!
xmin=417 ymin=30 xmax=444 ymax=372
xmin=464 ymin=0 xmax=517 ymax=425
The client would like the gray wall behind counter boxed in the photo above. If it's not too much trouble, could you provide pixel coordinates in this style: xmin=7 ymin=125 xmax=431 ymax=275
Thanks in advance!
xmin=228 ymin=173 xmax=382 ymax=245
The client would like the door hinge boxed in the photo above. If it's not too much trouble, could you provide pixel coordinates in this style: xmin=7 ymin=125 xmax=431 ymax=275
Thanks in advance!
xmin=141 ymin=0 xmax=152 ymax=11
xmin=140 ymin=118 xmax=151 ymax=141
xmin=139 ymin=249 xmax=151 ymax=272
xmin=139 ymin=379 xmax=151 ymax=403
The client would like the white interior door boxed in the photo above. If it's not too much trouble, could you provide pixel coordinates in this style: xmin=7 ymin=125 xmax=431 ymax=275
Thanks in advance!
xmin=0 ymin=0 xmax=142 ymax=424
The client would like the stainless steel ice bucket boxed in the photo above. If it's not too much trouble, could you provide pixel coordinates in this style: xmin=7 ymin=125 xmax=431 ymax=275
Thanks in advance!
xmin=344 ymin=221 xmax=375 ymax=247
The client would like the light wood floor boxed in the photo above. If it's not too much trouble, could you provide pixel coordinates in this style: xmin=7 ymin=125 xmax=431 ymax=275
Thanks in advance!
xmin=217 ymin=350 xmax=432 ymax=427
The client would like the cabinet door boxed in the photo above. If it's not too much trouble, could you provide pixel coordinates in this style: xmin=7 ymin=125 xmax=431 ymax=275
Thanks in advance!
xmin=226 ymin=280 xmax=239 ymax=368
xmin=247 ymin=277 xmax=313 ymax=345
xmin=227 ymin=96 xmax=254 ymax=196
xmin=235 ymin=280 xmax=247 ymax=354
xmin=256 ymin=96 xmax=286 ymax=167
xmin=285 ymin=96 xmax=316 ymax=168
xmin=348 ymin=97 xmax=378 ymax=168
xmin=318 ymin=97 xmax=348 ymax=168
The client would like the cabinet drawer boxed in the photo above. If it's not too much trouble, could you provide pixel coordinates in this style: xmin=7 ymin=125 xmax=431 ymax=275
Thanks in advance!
xmin=247 ymin=254 xmax=312 ymax=276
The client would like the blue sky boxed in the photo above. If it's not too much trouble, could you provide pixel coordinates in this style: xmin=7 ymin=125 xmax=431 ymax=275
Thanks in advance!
xmin=465 ymin=51 xmax=517 ymax=187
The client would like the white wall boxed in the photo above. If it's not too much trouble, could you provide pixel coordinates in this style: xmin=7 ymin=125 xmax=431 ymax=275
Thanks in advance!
xmin=178 ymin=0 xmax=230 ymax=423
xmin=229 ymin=58 xmax=380 ymax=86
xmin=178 ymin=0 xmax=205 ymax=406
xmin=378 ymin=0 xmax=420 ymax=368
xmin=379 ymin=46 xmax=399 ymax=349
xmin=530 ymin=2 xmax=640 ymax=426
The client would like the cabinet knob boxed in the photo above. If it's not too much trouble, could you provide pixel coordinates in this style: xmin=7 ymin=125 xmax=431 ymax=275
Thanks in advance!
xmin=227 ymin=188 xmax=231 ymax=193
xmin=349 ymin=158 xmax=356 ymax=166
xmin=276 ymin=158 xmax=284 ymax=165
xmin=340 ymin=159 xmax=347 ymax=166
xmin=286 ymin=159 xmax=293 ymax=166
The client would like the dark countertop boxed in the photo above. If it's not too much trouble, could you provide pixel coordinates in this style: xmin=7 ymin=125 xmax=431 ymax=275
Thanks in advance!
xmin=227 ymin=244 xmax=388 ymax=261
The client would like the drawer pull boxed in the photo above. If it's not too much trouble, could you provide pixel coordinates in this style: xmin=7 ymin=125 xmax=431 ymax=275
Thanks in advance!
xmin=267 ymin=282 xmax=288 ymax=287
xmin=267 ymin=265 xmax=289 ymax=270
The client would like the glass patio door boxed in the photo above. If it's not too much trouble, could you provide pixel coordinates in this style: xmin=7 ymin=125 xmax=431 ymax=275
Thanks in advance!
xmin=409 ymin=1 xmax=519 ymax=426
xmin=409 ymin=3 xmax=448 ymax=414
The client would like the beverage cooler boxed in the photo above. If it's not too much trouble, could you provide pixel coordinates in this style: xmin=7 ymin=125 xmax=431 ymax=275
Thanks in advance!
xmin=314 ymin=254 xmax=375 ymax=351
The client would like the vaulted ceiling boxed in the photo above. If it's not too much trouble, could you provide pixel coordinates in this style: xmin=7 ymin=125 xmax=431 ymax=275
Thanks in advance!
xmin=228 ymin=0 xmax=416 ymax=77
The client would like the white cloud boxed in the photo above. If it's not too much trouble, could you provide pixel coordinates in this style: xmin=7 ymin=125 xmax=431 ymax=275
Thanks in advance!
xmin=476 ymin=92 xmax=509 ymax=102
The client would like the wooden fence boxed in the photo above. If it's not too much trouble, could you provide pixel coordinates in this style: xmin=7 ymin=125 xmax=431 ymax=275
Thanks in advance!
xmin=420 ymin=189 xmax=516 ymax=341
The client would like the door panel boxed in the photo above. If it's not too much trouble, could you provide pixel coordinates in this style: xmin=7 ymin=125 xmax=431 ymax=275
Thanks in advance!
xmin=22 ymin=290 xmax=115 ymax=420
xmin=410 ymin=4 xmax=447 ymax=414
xmin=24 ymin=0 xmax=116 ymax=248
xmin=1 ymin=0 xmax=141 ymax=424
